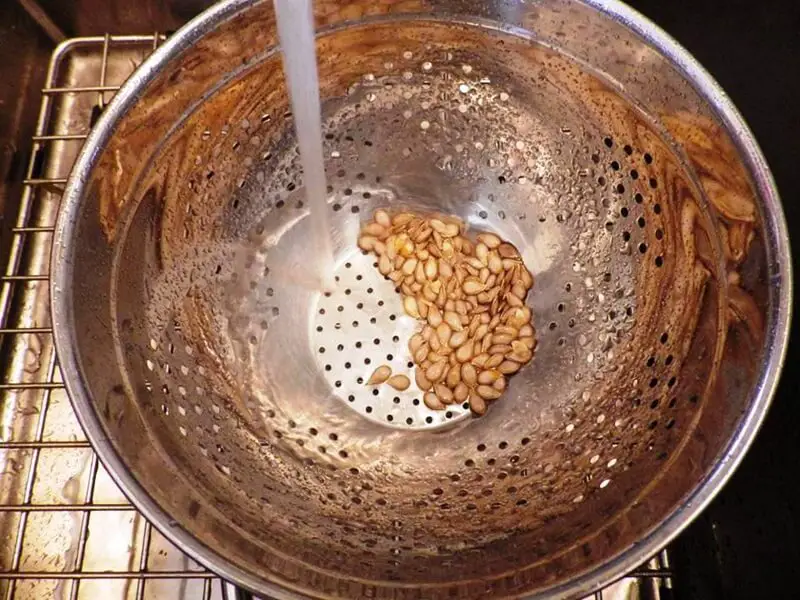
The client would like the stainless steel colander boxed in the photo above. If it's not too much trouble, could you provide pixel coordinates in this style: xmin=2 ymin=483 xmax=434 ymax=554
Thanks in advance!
xmin=50 ymin=0 xmax=791 ymax=598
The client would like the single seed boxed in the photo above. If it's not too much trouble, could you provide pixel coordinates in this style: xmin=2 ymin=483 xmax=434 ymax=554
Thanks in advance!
xmin=367 ymin=365 xmax=392 ymax=385
xmin=436 ymin=323 xmax=452 ymax=346
xmin=446 ymin=364 xmax=461 ymax=388
xmin=488 ymin=344 xmax=512 ymax=355
xmin=491 ymin=333 xmax=515 ymax=346
xmin=404 ymin=296 xmax=420 ymax=319
xmin=519 ymin=335 xmax=536 ymax=350
xmin=421 ymin=325 xmax=433 ymax=341
xmin=439 ymin=261 xmax=453 ymax=279
xmin=385 ymin=235 xmax=398 ymax=259
xmin=378 ymin=254 xmax=392 ymax=275
xmin=454 ymin=382 xmax=469 ymax=402
xmin=488 ymin=252 xmax=503 ymax=274
xmin=498 ymin=360 xmax=521 ymax=375
xmin=497 ymin=242 xmax=519 ymax=258
xmin=492 ymin=376 xmax=507 ymax=392
xmin=478 ymin=369 xmax=502 ymax=385
xmin=418 ymin=299 xmax=429 ymax=319
xmin=477 ymin=385 xmax=502 ymax=400
xmin=415 ymin=368 xmax=433 ymax=391
xmin=358 ymin=235 xmax=378 ymax=251
xmin=477 ymin=232 xmax=501 ymax=249
xmin=434 ymin=383 xmax=454 ymax=404
xmin=512 ymin=282 xmax=527 ymax=299
xmin=392 ymin=212 xmax=414 ymax=226
xmin=414 ymin=345 xmax=430 ymax=364
xmin=424 ymin=391 xmax=445 ymax=410
xmin=362 ymin=222 xmax=387 ymax=238
xmin=508 ymin=344 xmax=533 ymax=364
xmin=471 ymin=353 xmax=489 ymax=368
xmin=520 ymin=268 xmax=534 ymax=288
xmin=442 ymin=223 xmax=460 ymax=238
xmin=485 ymin=353 xmax=504 ymax=369
xmin=461 ymin=363 xmax=478 ymax=385
xmin=455 ymin=300 xmax=468 ymax=315
xmin=476 ymin=243 xmax=489 ymax=265
xmin=428 ymin=305 xmax=443 ymax=327
xmin=470 ymin=393 xmax=487 ymax=415
xmin=374 ymin=209 xmax=391 ymax=228
xmin=402 ymin=257 xmax=418 ymax=276
xmin=414 ymin=260 xmax=426 ymax=283
xmin=424 ymin=257 xmax=438 ymax=279
xmin=463 ymin=278 xmax=485 ymax=295
xmin=455 ymin=339 xmax=475 ymax=362
xmin=429 ymin=218 xmax=447 ymax=233
xmin=444 ymin=311 xmax=463 ymax=332
xmin=387 ymin=374 xmax=410 ymax=391
xmin=373 ymin=240 xmax=386 ymax=255
xmin=505 ymin=292 xmax=523 ymax=308
xmin=519 ymin=324 xmax=534 ymax=337
xmin=473 ymin=323 xmax=489 ymax=341
xmin=429 ymin=334 xmax=441 ymax=352
xmin=448 ymin=329 xmax=468 ymax=348
xmin=426 ymin=360 xmax=447 ymax=382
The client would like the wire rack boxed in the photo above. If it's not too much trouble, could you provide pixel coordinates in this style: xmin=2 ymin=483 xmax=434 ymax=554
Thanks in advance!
xmin=0 ymin=34 xmax=674 ymax=600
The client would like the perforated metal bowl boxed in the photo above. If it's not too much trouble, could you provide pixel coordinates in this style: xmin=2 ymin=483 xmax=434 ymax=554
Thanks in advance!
xmin=51 ymin=0 xmax=791 ymax=598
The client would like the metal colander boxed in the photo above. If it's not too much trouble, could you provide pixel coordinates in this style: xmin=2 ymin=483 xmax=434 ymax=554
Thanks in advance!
xmin=51 ymin=0 xmax=791 ymax=598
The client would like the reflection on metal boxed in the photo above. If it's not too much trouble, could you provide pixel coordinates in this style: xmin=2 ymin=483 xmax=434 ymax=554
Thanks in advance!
xmin=2 ymin=32 xmax=680 ymax=600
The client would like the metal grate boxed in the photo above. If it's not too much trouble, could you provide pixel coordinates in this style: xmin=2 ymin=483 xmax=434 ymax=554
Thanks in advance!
xmin=0 ymin=34 xmax=674 ymax=600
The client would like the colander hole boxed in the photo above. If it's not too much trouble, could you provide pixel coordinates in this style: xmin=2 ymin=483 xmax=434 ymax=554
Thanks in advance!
xmin=622 ymin=231 xmax=631 ymax=242
xmin=604 ymin=136 xmax=613 ymax=147
xmin=656 ymin=228 xmax=664 ymax=240
xmin=649 ymin=178 xmax=658 ymax=189
xmin=660 ymin=332 xmax=669 ymax=344
xmin=630 ymin=169 xmax=639 ymax=180
xmin=666 ymin=418 xmax=676 ymax=429
xmin=479 ymin=210 xmax=488 ymax=219
xmin=624 ymin=144 xmax=633 ymax=155
xmin=638 ymin=243 xmax=648 ymax=254
xmin=668 ymin=376 xmax=677 ymax=387
xmin=616 ymin=183 xmax=625 ymax=194
xmin=634 ymin=192 xmax=643 ymax=204
xmin=655 ymin=256 xmax=664 ymax=267
xmin=610 ymin=161 xmax=620 ymax=171
xmin=665 ymin=354 xmax=674 ymax=365
xmin=620 ymin=207 xmax=629 ymax=217
xmin=654 ymin=203 xmax=662 ymax=214
xmin=644 ymin=152 xmax=653 ymax=164
xmin=637 ymin=217 xmax=646 ymax=228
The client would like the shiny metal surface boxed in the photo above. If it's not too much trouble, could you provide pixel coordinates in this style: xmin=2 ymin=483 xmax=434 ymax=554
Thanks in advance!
xmin=49 ymin=1 xmax=790 ymax=599
xmin=1 ymin=26 xmax=672 ymax=600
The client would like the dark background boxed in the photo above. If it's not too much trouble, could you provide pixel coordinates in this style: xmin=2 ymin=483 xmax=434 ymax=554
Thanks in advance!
xmin=1 ymin=1 xmax=798 ymax=598
xmin=628 ymin=1 xmax=800 ymax=598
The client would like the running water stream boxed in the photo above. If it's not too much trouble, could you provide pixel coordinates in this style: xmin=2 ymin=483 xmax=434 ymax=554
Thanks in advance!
xmin=273 ymin=0 xmax=335 ymax=291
